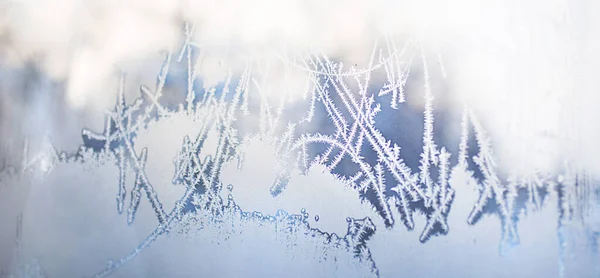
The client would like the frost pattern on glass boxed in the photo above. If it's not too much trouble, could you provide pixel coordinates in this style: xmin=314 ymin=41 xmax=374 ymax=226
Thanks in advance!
xmin=1 ymin=28 xmax=599 ymax=277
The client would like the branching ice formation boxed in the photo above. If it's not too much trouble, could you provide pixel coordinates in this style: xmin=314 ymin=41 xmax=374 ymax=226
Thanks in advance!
xmin=77 ymin=33 xmax=386 ymax=276
xmin=275 ymin=39 xmax=455 ymax=243
xmin=456 ymin=106 xmax=598 ymax=256
xmin=1 ymin=24 xmax=599 ymax=278
xmin=460 ymin=108 xmax=521 ymax=250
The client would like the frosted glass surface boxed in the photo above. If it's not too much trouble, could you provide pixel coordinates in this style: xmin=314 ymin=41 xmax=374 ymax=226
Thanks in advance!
xmin=1 ymin=3 xmax=599 ymax=277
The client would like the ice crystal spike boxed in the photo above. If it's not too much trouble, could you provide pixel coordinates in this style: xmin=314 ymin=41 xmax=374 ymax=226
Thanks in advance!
xmin=116 ymin=146 xmax=127 ymax=215
xmin=127 ymin=148 xmax=148 ymax=226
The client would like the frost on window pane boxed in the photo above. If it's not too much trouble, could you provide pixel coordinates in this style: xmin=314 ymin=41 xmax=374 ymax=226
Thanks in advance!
xmin=1 ymin=14 xmax=600 ymax=278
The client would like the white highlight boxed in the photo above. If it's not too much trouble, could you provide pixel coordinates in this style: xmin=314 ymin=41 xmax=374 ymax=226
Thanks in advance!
xmin=1 ymin=0 xmax=599 ymax=175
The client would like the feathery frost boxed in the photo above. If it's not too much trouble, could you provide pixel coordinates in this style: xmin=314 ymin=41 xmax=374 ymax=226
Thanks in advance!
xmin=1 ymin=25 xmax=598 ymax=278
